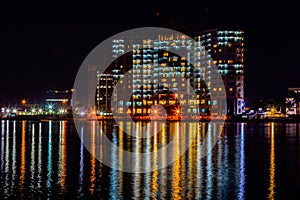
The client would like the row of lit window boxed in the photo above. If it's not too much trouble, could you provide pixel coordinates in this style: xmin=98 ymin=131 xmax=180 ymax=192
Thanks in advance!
xmin=143 ymin=39 xmax=153 ymax=45
xmin=116 ymin=98 xmax=218 ymax=107
xmin=97 ymin=73 xmax=113 ymax=77
xmin=213 ymin=60 xmax=235 ymax=64
xmin=99 ymin=78 xmax=113 ymax=81
xmin=217 ymin=31 xmax=243 ymax=35
xmin=112 ymin=49 xmax=124 ymax=54
xmin=218 ymin=64 xmax=243 ymax=68
xmin=157 ymin=34 xmax=189 ymax=41
xmin=112 ymin=44 xmax=124 ymax=49
xmin=112 ymin=39 xmax=124 ymax=43
xmin=98 ymin=85 xmax=112 ymax=89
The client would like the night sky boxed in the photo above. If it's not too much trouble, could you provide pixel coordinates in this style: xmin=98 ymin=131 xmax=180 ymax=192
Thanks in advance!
xmin=0 ymin=1 xmax=299 ymax=105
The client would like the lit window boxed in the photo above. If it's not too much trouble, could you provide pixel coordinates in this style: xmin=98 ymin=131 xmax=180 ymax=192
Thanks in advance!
xmin=118 ymin=108 xmax=123 ymax=113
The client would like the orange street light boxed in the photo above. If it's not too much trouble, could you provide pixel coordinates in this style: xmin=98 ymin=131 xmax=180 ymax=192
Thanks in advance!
xmin=21 ymin=99 xmax=26 ymax=105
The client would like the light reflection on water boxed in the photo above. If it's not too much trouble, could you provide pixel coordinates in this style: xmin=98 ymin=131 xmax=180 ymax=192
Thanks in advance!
xmin=268 ymin=123 xmax=276 ymax=200
xmin=238 ymin=123 xmax=245 ymax=200
xmin=58 ymin=121 xmax=67 ymax=194
xmin=46 ymin=121 xmax=52 ymax=198
xmin=4 ymin=121 xmax=9 ymax=196
xmin=37 ymin=122 xmax=42 ymax=193
xmin=0 ymin=120 xmax=299 ymax=199
xmin=29 ymin=123 xmax=35 ymax=192
xmin=19 ymin=121 xmax=26 ymax=197
xmin=78 ymin=126 xmax=84 ymax=198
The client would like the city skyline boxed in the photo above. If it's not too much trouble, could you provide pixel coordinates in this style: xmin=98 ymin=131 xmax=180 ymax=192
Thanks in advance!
xmin=94 ymin=29 xmax=244 ymax=117
xmin=1 ymin=1 xmax=299 ymax=105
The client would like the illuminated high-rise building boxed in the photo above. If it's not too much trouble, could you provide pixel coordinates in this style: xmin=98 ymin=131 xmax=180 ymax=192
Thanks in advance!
xmin=197 ymin=29 xmax=245 ymax=115
xmin=96 ymin=29 xmax=244 ymax=117
xmin=130 ymin=35 xmax=196 ymax=116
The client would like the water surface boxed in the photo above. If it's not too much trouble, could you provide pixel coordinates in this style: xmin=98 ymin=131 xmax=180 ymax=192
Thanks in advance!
xmin=0 ymin=120 xmax=299 ymax=199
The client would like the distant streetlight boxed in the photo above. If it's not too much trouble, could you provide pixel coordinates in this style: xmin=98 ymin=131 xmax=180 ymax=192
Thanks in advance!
xmin=48 ymin=104 xmax=53 ymax=110
xmin=80 ymin=111 xmax=86 ymax=117
xmin=21 ymin=99 xmax=26 ymax=105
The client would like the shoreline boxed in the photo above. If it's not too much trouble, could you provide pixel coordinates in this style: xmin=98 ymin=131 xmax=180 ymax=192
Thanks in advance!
xmin=1 ymin=115 xmax=300 ymax=123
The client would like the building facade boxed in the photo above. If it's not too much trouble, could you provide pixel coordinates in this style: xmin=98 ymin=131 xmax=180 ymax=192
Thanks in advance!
xmin=44 ymin=89 xmax=74 ymax=113
xmin=198 ymin=29 xmax=245 ymax=115
xmin=96 ymin=29 xmax=244 ymax=117
xmin=286 ymin=88 xmax=300 ymax=115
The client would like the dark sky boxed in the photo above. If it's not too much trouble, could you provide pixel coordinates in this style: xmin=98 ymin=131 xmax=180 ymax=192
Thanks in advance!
xmin=0 ymin=1 xmax=299 ymax=105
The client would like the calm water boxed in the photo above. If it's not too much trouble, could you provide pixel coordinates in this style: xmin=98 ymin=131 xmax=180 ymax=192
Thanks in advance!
xmin=0 ymin=120 xmax=300 ymax=199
